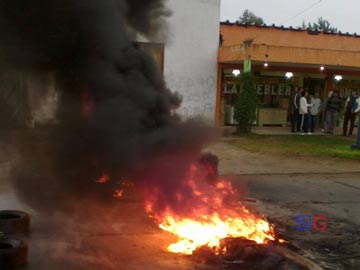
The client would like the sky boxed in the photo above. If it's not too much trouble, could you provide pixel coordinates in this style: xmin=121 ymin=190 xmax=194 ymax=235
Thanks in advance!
xmin=221 ymin=0 xmax=359 ymax=33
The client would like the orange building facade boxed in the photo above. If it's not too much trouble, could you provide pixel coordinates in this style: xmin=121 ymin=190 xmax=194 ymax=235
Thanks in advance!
xmin=217 ymin=22 xmax=360 ymax=126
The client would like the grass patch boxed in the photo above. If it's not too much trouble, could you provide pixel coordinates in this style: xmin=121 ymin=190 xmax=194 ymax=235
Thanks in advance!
xmin=227 ymin=134 xmax=360 ymax=160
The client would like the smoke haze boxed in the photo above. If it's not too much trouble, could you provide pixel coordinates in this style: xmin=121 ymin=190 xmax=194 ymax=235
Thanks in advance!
xmin=0 ymin=0 xmax=217 ymax=212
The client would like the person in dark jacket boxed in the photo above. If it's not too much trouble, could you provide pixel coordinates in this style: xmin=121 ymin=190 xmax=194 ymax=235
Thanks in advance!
xmin=325 ymin=91 xmax=342 ymax=134
xmin=291 ymin=88 xmax=303 ymax=132
xmin=343 ymin=90 xmax=359 ymax=136
xmin=310 ymin=93 xmax=321 ymax=133
xmin=321 ymin=90 xmax=333 ymax=132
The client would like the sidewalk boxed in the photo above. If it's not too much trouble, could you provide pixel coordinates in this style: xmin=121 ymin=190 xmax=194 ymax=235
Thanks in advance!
xmin=221 ymin=125 xmax=359 ymax=136
xmin=254 ymin=126 xmax=359 ymax=136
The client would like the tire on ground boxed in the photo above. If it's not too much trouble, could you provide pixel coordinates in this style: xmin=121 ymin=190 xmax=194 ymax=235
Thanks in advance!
xmin=0 ymin=238 xmax=28 ymax=268
xmin=0 ymin=211 xmax=30 ymax=235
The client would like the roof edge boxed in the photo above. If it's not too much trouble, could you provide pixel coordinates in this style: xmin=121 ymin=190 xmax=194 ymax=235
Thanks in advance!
xmin=220 ymin=21 xmax=360 ymax=38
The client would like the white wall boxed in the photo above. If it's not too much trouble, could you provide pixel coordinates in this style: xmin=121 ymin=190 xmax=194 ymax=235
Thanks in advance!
xmin=164 ymin=0 xmax=221 ymax=124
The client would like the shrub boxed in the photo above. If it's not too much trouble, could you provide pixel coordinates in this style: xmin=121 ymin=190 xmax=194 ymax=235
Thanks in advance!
xmin=233 ymin=72 xmax=257 ymax=134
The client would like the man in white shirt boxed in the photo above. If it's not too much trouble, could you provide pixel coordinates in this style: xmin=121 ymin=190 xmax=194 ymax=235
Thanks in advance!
xmin=309 ymin=93 xmax=321 ymax=133
xmin=299 ymin=90 xmax=313 ymax=135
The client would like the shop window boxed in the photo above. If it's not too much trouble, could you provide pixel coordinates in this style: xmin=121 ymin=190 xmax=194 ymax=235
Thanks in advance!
xmin=255 ymin=76 xmax=297 ymax=109
xmin=221 ymin=69 xmax=299 ymax=126
xmin=333 ymin=80 xmax=360 ymax=98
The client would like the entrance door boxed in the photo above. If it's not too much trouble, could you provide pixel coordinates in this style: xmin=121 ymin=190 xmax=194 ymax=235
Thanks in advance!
xmin=303 ymin=78 xmax=325 ymax=97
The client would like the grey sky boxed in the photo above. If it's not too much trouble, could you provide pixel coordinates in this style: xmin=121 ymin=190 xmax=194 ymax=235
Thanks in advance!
xmin=221 ymin=0 xmax=359 ymax=33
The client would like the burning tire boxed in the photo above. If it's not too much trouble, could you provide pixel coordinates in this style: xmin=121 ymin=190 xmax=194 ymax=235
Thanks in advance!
xmin=0 ymin=211 xmax=30 ymax=235
xmin=0 ymin=238 xmax=28 ymax=268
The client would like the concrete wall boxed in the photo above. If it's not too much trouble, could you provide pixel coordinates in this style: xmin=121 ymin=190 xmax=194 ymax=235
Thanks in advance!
xmin=164 ymin=0 xmax=221 ymax=123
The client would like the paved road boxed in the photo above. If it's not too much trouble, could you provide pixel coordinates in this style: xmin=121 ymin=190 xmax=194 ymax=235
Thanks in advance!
xmin=247 ymin=173 xmax=360 ymax=224
xmin=230 ymin=172 xmax=360 ymax=269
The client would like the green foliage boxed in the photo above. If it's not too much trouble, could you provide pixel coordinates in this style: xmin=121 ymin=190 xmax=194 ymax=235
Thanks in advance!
xmin=238 ymin=9 xmax=264 ymax=25
xmin=301 ymin=17 xmax=338 ymax=32
xmin=301 ymin=20 xmax=307 ymax=30
xmin=227 ymin=135 xmax=360 ymax=160
xmin=234 ymin=72 xmax=257 ymax=134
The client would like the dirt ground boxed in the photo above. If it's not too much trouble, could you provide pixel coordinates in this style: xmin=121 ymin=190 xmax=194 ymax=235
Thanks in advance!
xmin=1 ymin=132 xmax=360 ymax=270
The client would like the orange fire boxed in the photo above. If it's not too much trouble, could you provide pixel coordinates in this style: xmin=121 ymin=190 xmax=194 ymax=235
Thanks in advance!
xmin=113 ymin=189 xmax=124 ymax=199
xmin=96 ymin=173 xmax=109 ymax=184
xmin=145 ymin=165 xmax=275 ymax=255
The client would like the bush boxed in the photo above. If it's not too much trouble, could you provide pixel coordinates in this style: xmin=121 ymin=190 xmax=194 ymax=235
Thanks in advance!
xmin=233 ymin=72 xmax=257 ymax=134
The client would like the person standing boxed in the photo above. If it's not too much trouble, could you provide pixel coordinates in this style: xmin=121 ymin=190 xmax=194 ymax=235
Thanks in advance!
xmin=291 ymin=88 xmax=303 ymax=132
xmin=321 ymin=90 xmax=333 ymax=132
xmin=343 ymin=90 xmax=359 ymax=136
xmin=325 ymin=91 xmax=342 ymax=134
xmin=299 ymin=90 xmax=313 ymax=135
xmin=310 ymin=93 xmax=321 ymax=133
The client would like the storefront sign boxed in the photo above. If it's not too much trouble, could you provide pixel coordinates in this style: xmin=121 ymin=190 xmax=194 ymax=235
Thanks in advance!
xmin=257 ymin=84 xmax=292 ymax=96
xmin=334 ymin=80 xmax=360 ymax=98
xmin=223 ymin=76 xmax=293 ymax=96
xmin=224 ymin=83 xmax=238 ymax=94
xmin=224 ymin=75 xmax=240 ymax=94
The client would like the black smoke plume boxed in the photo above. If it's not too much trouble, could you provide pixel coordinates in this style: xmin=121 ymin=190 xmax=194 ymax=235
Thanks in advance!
xmin=0 ymin=0 xmax=217 ymax=212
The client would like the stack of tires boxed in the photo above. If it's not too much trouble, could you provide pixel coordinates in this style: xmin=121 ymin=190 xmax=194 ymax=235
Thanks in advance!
xmin=0 ymin=210 xmax=29 ymax=269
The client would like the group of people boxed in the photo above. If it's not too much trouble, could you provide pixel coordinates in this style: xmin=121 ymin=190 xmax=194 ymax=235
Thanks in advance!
xmin=291 ymin=88 xmax=360 ymax=135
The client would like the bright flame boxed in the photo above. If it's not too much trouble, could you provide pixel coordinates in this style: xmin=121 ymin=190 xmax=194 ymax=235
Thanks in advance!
xmin=159 ymin=212 xmax=274 ymax=254
xmin=113 ymin=189 xmax=124 ymax=199
xmin=96 ymin=173 xmax=109 ymax=184
xmin=145 ymin=165 xmax=276 ymax=255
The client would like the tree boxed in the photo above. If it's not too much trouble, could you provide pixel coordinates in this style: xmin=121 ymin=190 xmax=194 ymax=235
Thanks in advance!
xmin=238 ymin=9 xmax=265 ymax=25
xmin=301 ymin=17 xmax=338 ymax=32
xmin=300 ymin=20 xmax=307 ymax=30
xmin=314 ymin=17 xmax=338 ymax=32
xmin=234 ymin=72 xmax=257 ymax=134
